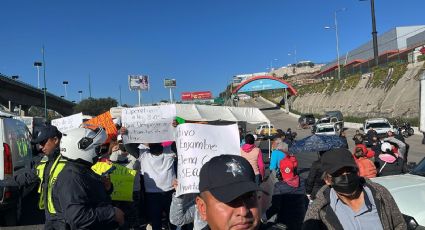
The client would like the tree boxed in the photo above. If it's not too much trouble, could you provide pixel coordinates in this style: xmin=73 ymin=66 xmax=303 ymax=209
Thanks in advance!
xmin=73 ymin=97 xmax=118 ymax=116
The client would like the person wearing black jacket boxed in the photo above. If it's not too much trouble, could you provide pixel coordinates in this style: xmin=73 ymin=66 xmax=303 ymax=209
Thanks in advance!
xmin=50 ymin=126 xmax=124 ymax=229
xmin=305 ymin=152 xmax=325 ymax=200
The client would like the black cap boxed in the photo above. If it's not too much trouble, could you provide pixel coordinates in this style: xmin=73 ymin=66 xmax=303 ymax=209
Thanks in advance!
xmin=199 ymin=155 xmax=264 ymax=203
xmin=321 ymin=148 xmax=357 ymax=174
xmin=31 ymin=125 xmax=62 ymax=144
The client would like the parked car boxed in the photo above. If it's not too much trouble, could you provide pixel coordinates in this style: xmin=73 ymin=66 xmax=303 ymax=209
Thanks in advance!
xmin=361 ymin=118 xmax=393 ymax=138
xmin=298 ymin=114 xmax=316 ymax=127
xmin=312 ymin=116 xmax=343 ymax=133
xmin=0 ymin=111 xmax=34 ymax=225
xmin=313 ymin=123 xmax=338 ymax=136
xmin=255 ymin=123 xmax=278 ymax=137
xmin=372 ymin=157 xmax=425 ymax=227
xmin=325 ymin=110 xmax=344 ymax=128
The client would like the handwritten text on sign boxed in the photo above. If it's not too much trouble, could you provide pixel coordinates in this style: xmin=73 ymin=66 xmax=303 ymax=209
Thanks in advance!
xmin=51 ymin=113 xmax=83 ymax=133
xmin=121 ymin=105 xmax=176 ymax=143
xmin=176 ymin=123 xmax=240 ymax=196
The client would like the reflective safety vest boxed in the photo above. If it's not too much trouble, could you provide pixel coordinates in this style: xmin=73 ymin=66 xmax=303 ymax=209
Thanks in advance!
xmin=36 ymin=155 xmax=67 ymax=214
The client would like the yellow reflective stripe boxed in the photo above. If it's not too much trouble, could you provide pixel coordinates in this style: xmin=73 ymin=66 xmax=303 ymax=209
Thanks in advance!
xmin=36 ymin=162 xmax=47 ymax=210
xmin=46 ymin=156 xmax=67 ymax=214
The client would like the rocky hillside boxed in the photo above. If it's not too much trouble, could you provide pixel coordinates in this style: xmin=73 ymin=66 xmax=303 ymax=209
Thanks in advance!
xmin=290 ymin=61 xmax=424 ymax=119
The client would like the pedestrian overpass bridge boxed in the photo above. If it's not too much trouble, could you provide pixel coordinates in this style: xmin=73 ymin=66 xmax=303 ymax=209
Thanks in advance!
xmin=0 ymin=73 xmax=75 ymax=116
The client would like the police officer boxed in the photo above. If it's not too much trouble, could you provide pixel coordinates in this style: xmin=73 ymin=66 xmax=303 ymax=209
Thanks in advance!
xmin=49 ymin=126 xmax=124 ymax=229
xmin=31 ymin=125 xmax=64 ymax=227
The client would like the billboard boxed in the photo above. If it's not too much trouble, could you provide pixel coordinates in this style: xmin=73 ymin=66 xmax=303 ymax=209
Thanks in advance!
xmin=181 ymin=91 xmax=213 ymax=101
xmin=164 ymin=79 xmax=177 ymax=88
xmin=238 ymin=79 xmax=288 ymax=93
xmin=129 ymin=75 xmax=149 ymax=91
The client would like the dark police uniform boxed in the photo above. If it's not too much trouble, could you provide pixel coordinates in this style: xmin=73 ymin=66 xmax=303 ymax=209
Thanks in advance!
xmin=50 ymin=161 xmax=116 ymax=230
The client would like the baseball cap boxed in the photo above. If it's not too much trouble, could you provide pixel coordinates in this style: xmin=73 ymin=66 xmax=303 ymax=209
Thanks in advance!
xmin=31 ymin=125 xmax=62 ymax=144
xmin=199 ymin=155 xmax=265 ymax=203
xmin=321 ymin=148 xmax=357 ymax=175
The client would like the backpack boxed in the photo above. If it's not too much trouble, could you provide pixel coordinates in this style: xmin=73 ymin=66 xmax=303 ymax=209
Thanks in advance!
xmin=277 ymin=154 xmax=298 ymax=181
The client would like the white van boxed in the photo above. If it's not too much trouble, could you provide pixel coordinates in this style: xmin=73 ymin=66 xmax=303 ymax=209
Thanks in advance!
xmin=0 ymin=111 xmax=33 ymax=225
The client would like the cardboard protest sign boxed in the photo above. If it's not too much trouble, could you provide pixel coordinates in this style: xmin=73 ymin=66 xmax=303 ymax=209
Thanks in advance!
xmin=121 ymin=105 xmax=176 ymax=143
xmin=110 ymin=107 xmax=124 ymax=119
xmin=92 ymin=162 xmax=137 ymax=201
xmin=84 ymin=111 xmax=117 ymax=143
xmin=51 ymin=113 xmax=83 ymax=133
xmin=175 ymin=123 xmax=240 ymax=196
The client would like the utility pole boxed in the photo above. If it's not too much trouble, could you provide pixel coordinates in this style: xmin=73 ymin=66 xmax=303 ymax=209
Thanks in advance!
xmin=88 ymin=74 xmax=92 ymax=98
xmin=42 ymin=46 xmax=48 ymax=119
xmin=370 ymin=0 xmax=379 ymax=66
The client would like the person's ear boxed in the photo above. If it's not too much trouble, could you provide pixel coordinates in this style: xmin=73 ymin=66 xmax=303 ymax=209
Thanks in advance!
xmin=323 ymin=173 xmax=332 ymax=186
xmin=53 ymin=137 xmax=60 ymax=145
xmin=196 ymin=196 xmax=207 ymax=221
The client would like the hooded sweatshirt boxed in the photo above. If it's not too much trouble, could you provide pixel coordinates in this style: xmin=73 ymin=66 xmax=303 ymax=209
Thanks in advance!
xmin=241 ymin=144 xmax=265 ymax=178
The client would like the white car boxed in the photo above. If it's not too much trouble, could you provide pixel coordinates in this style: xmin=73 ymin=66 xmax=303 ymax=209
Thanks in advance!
xmin=314 ymin=123 xmax=338 ymax=136
xmin=362 ymin=118 xmax=393 ymax=136
xmin=371 ymin=158 xmax=425 ymax=227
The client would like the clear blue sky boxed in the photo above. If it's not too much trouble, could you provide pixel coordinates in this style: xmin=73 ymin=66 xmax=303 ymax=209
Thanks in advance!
xmin=0 ymin=0 xmax=423 ymax=105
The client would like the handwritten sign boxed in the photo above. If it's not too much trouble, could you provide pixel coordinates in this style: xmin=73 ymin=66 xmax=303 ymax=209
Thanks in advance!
xmin=110 ymin=107 xmax=124 ymax=119
xmin=121 ymin=105 xmax=176 ymax=143
xmin=175 ymin=123 xmax=240 ymax=196
xmin=84 ymin=112 xmax=117 ymax=144
xmin=51 ymin=113 xmax=83 ymax=133
xmin=92 ymin=162 xmax=137 ymax=201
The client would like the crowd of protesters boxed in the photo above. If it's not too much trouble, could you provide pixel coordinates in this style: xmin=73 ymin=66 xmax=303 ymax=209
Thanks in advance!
xmin=13 ymin=115 xmax=412 ymax=230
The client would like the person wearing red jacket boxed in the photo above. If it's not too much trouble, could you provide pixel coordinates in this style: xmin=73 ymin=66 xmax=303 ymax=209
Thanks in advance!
xmin=353 ymin=147 xmax=377 ymax=178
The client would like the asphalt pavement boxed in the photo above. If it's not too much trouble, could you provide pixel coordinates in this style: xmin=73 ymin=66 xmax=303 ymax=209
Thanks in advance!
xmin=240 ymin=97 xmax=425 ymax=178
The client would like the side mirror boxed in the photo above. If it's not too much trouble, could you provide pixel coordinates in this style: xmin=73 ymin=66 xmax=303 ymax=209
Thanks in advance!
xmin=359 ymin=127 xmax=364 ymax=131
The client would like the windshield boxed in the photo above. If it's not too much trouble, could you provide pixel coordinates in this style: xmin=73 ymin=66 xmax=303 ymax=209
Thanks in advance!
xmin=366 ymin=122 xmax=391 ymax=129
xmin=411 ymin=158 xmax=425 ymax=176
xmin=318 ymin=118 xmax=330 ymax=124
xmin=316 ymin=127 xmax=335 ymax=133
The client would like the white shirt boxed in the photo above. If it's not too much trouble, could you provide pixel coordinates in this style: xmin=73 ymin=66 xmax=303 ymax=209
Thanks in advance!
xmin=139 ymin=145 xmax=176 ymax=193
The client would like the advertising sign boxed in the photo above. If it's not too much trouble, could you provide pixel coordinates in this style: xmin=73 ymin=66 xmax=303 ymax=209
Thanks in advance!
xmin=181 ymin=91 xmax=213 ymax=101
xmin=238 ymin=79 xmax=288 ymax=93
xmin=164 ymin=79 xmax=177 ymax=88
xmin=175 ymin=123 xmax=240 ymax=196
xmin=129 ymin=75 xmax=149 ymax=91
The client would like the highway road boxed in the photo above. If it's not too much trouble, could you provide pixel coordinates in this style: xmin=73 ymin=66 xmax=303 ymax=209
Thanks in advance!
xmin=241 ymin=97 xmax=425 ymax=176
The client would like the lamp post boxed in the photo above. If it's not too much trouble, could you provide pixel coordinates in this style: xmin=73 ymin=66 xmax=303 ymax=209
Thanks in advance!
xmin=78 ymin=90 xmax=83 ymax=102
xmin=34 ymin=62 xmax=42 ymax=88
xmin=360 ymin=0 xmax=379 ymax=66
xmin=270 ymin=58 xmax=278 ymax=71
xmin=325 ymin=8 xmax=346 ymax=80
xmin=42 ymin=46 xmax=47 ymax=119
xmin=288 ymin=50 xmax=297 ymax=65
xmin=63 ymin=81 xmax=69 ymax=99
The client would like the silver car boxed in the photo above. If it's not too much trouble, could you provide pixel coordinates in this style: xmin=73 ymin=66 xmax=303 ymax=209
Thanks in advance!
xmin=372 ymin=158 xmax=425 ymax=227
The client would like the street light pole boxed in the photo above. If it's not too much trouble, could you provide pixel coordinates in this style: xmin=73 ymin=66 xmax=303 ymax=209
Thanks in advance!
xmin=325 ymin=8 xmax=346 ymax=80
xmin=34 ymin=62 xmax=42 ymax=88
xmin=334 ymin=10 xmax=341 ymax=80
xmin=63 ymin=81 xmax=69 ymax=99
xmin=370 ymin=0 xmax=379 ymax=66
xmin=360 ymin=0 xmax=379 ymax=65
xmin=78 ymin=90 xmax=83 ymax=102
xmin=42 ymin=46 xmax=47 ymax=119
